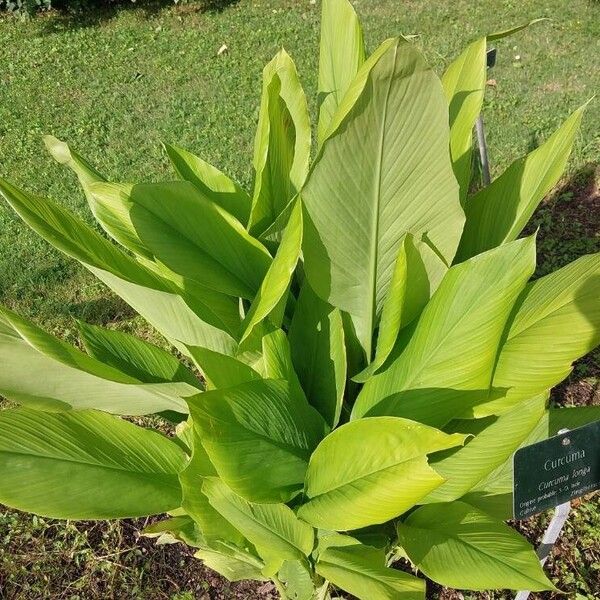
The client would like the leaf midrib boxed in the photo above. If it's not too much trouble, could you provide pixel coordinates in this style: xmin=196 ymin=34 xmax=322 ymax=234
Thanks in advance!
xmin=367 ymin=42 xmax=398 ymax=361
xmin=308 ymin=452 xmax=434 ymax=498
xmin=403 ymin=520 xmax=552 ymax=588
xmin=0 ymin=448 xmax=180 ymax=480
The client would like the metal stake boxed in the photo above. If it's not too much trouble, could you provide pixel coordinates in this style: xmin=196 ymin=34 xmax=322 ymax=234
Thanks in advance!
xmin=475 ymin=116 xmax=491 ymax=186
xmin=474 ymin=47 xmax=496 ymax=187
xmin=515 ymin=429 xmax=572 ymax=600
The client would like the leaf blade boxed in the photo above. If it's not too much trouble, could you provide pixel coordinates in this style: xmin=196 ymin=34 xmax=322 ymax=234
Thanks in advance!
xmin=398 ymin=501 xmax=556 ymax=591
xmin=0 ymin=409 xmax=187 ymax=519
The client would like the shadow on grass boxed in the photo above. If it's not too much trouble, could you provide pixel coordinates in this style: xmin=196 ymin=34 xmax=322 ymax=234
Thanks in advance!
xmin=67 ymin=295 xmax=137 ymax=325
xmin=37 ymin=0 xmax=239 ymax=33
xmin=525 ymin=162 xmax=599 ymax=278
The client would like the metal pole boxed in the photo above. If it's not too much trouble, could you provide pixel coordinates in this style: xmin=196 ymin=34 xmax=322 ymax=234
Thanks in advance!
xmin=514 ymin=501 xmax=571 ymax=600
xmin=475 ymin=47 xmax=497 ymax=187
xmin=515 ymin=429 xmax=572 ymax=600
xmin=475 ymin=116 xmax=491 ymax=187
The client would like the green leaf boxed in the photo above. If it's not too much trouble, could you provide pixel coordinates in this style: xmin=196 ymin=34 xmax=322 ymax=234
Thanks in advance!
xmin=261 ymin=329 xmax=307 ymax=405
xmin=202 ymin=478 xmax=315 ymax=567
xmin=240 ymin=200 xmax=303 ymax=343
xmin=441 ymin=38 xmax=486 ymax=202
xmin=422 ymin=395 xmax=546 ymax=504
xmin=288 ymin=281 xmax=346 ymax=427
xmin=164 ymin=143 xmax=251 ymax=225
xmin=89 ymin=267 xmax=240 ymax=356
xmin=457 ymin=104 xmax=587 ymax=261
xmin=487 ymin=18 xmax=549 ymax=41
xmin=317 ymin=0 xmax=365 ymax=145
xmin=43 ymin=135 xmax=119 ymax=235
xmin=44 ymin=135 xmax=105 ymax=192
xmin=0 ymin=177 xmax=155 ymax=285
xmin=278 ymin=560 xmax=315 ymax=600
xmin=142 ymin=515 xmax=205 ymax=548
xmin=188 ymin=379 xmax=327 ymax=503
xmin=195 ymin=546 xmax=267 ymax=582
xmin=353 ymin=234 xmax=447 ymax=382
xmin=352 ymin=236 xmax=536 ymax=427
xmin=0 ymin=409 xmax=187 ymax=519
xmin=77 ymin=320 xmax=200 ymax=387
xmin=470 ymin=253 xmax=600 ymax=417
xmin=316 ymin=543 xmax=425 ymax=600
xmin=44 ymin=136 xmax=155 ymax=260
xmin=179 ymin=432 xmax=246 ymax=546
xmin=186 ymin=345 xmax=262 ymax=389
xmin=249 ymin=50 xmax=311 ymax=236
xmin=89 ymin=181 xmax=272 ymax=299
xmin=397 ymin=501 xmax=556 ymax=591
xmin=0 ymin=307 xmax=191 ymax=415
xmin=302 ymin=38 xmax=464 ymax=358
xmin=0 ymin=178 xmax=241 ymax=355
xmin=298 ymin=417 xmax=466 ymax=530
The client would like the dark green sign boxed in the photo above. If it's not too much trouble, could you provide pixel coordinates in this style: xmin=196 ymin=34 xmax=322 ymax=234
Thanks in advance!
xmin=513 ymin=420 xmax=600 ymax=520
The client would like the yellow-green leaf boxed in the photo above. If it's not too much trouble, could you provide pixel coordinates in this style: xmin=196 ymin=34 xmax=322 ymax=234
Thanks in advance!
xmin=298 ymin=417 xmax=466 ymax=530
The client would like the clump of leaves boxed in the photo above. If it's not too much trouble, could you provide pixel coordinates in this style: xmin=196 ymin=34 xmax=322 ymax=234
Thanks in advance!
xmin=0 ymin=0 xmax=598 ymax=598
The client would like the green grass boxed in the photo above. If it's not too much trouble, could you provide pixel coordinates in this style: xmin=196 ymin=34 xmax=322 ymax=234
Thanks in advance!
xmin=0 ymin=0 xmax=599 ymax=598
xmin=0 ymin=0 xmax=598 ymax=333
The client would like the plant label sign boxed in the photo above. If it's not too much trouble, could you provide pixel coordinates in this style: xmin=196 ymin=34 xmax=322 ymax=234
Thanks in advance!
xmin=513 ymin=420 xmax=600 ymax=520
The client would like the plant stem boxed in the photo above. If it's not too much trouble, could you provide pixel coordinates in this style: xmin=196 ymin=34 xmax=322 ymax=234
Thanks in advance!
xmin=315 ymin=580 xmax=331 ymax=600
xmin=272 ymin=576 xmax=289 ymax=599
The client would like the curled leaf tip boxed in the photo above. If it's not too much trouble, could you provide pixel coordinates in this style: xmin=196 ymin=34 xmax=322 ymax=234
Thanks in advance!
xmin=43 ymin=135 xmax=72 ymax=164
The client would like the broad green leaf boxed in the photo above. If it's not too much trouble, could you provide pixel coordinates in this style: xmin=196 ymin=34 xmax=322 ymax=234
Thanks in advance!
xmin=441 ymin=38 xmax=486 ymax=202
xmin=164 ymin=143 xmax=251 ymax=224
xmin=0 ymin=177 xmax=157 ymax=286
xmin=186 ymin=345 xmax=261 ymax=389
xmin=179 ymin=432 xmax=246 ymax=546
xmin=0 ymin=307 xmax=191 ymax=415
xmin=142 ymin=515 xmax=205 ymax=548
xmin=0 ymin=306 xmax=134 ymax=383
xmin=352 ymin=237 xmax=536 ymax=426
xmin=317 ymin=0 xmax=365 ymax=145
xmin=45 ymin=136 xmax=154 ymax=259
xmin=195 ymin=546 xmax=267 ymax=582
xmin=0 ymin=178 xmax=241 ymax=355
xmin=314 ymin=531 xmax=361 ymax=557
xmin=261 ymin=329 xmax=307 ymax=405
xmin=188 ymin=379 xmax=327 ymax=503
xmin=278 ymin=560 xmax=315 ymax=600
xmin=465 ymin=405 xmax=600 ymax=519
xmin=249 ymin=50 xmax=311 ymax=236
xmin=89 ymin=181 xmax=272 ymax=299
xmin=353 ymin=235 xmax=447 ymax=382
xmin=457 ymin=104 xmax=587 ymax=260
xmin=288 ymin=282 xmax=346 ymax=427
xmin=422 ymin=395 xmax=546 ymax=504
xmin=89 ymin=267 xmax=240 ymax=356
xmin=302 ymin=38 xmax=464 ymax=358
xmin=397 ymin=501 xmax=555 ymax=591
xmin=240 ymin=200 xmax=303 ymax=343
xmin=316 ymin=543 xmax=425 ymax=600
xmin=0 ymin=409 xmax=187 ymax=519
xmin=77 ymin=320 xmax=200 ymax=387
xmin=203 ymin=478 xmax=315 ymax=567
xmin=470 ymin=253 xmax=600 ymax=417
xmin=298 ymin=417 xmax=466 ymax=530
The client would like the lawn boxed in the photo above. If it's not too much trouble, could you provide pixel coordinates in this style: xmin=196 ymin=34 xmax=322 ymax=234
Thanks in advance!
xmin=0 ymin=0 xmax=598 ymax=598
